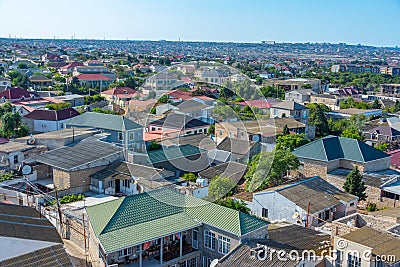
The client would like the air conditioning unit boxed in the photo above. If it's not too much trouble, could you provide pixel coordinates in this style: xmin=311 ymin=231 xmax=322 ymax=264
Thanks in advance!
xmin=332 ymin=208 xmax=336 ymax=212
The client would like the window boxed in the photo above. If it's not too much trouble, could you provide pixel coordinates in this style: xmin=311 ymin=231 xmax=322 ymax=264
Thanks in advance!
xmin=129 ymin=132 xmax=135 ymax=140
xmin=348 ymin=253 xmax=361 ymax=267
xmin=335 ymin=250 xmax=343 ymax=267
xmin=123 ymin=179 xmax=130 ymax=188
xmin=218 ymin=236 xmax=230 ymax=254
xmin=118 ymin=132 xmax=123 ymax=141
xmin=350 ymin=202 xmax=355 ymax=207
xmin=204 ymin=230 xmax=216 ymax=250
xmin=107 ymin=180 xmax=113 ymax=188
xmin=179 ymin=258 xmax=197 ymax=267
xmin=192 ymin=228 xmax=198 ymax=249
xmin=202 ymin=257 xmax=212 ymax=267
xmin=261 ymin=208 xmax=268 ymax=218
xmin=13 ymin=155 xmax=18 ymax=164
xmin=118 ymin=247 xmax=132 ymax=258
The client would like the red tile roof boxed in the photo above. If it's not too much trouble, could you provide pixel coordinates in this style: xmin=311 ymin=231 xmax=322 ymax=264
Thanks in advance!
xmin=166 ymin=89 xmax=193 ymax=101
xmin=60 ymin=62 xmax=84 ymax=70
xmin=101 ymin=87 xmax=136 ymax=98
xmin=388 ymin=150 xmax=400 ymax=167
xmin=0 ymin=88 xmax=39 ymax=100
xmin=76 ymin=74 xmax=112 ymax=81
xmin=24 ymin=108 xmax=80 ymax=121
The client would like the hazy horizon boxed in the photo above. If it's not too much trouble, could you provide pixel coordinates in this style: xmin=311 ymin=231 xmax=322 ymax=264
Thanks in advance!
xmin=1 ymin=0 xmax=400 ymax=47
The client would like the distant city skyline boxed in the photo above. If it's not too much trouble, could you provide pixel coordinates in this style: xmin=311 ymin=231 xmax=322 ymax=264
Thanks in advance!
xmin=1 ymin=0 xmax=400 ymax=47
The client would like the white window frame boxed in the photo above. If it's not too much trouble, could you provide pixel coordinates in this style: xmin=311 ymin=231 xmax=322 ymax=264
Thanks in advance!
xmin=218 ymin=235 xmax=230 ymax=254
xmin=204 ymin=230 xmax=215 ymax=250
xmin=192 ymin=228 xmax=198 ymax=249
xmin=118 ymin=247 xmax=132 ymax=258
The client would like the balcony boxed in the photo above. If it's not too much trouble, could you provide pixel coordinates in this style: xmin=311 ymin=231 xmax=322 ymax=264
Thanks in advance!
xmin=118 ymin=240 xmax=198 ymax=267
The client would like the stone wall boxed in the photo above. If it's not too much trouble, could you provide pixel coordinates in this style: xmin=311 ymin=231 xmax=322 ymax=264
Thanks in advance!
xmin=302 ymin=159 xmax=328 ymax=178
xmin=331 ymin=213 xmax=398 ymax=236
xmin=326 ymin=174 xmax=399 ymax=209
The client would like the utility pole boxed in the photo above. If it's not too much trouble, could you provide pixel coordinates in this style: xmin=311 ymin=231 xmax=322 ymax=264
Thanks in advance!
xmin=82 ymin=213 xmax=88 ymax=267
xmin=305 ymin=201 xmax=311 ymax=228
xmin=55 ymin=189 xmax=64 ymax=238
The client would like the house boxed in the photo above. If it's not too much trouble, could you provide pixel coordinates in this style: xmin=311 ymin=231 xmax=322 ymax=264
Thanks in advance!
xmin=0 ymin=203 xmax=72 ymax=267
xmin=156 ymin=100 xmax=214 ymax=124
xmin=195 ymin=68 xmax=230 ymax=85
xmin=327 ymin=168 xmax=400 ymax=208
xmin=53 ymin=94 xmax=85 ymax=107
xmin=72 ymin=73 xmax=115 ymax=88
xmin=293 ymin=135 xmax=391 ymax=179
xmin=326 ymin=108 xmax=382 ymax=120
xmin=215 ymin=117 xmax=315 ymax=143
xmin=101 ymin=87 xmax=137 ymax=110
xmin=126 ymin=99 xmax=157 ymax=113
xmin=166 ymin=89 xmax=194 ymax=102
xmin=14 ymin=128 xmax=99 ymax=150
xmin=148 ymin=113 xmax=210 ymax=136
xmin=65 ymin=112 xmax=145 ymax=152
xmin=144 ymin=73 xmax=184 ymax=91
xmin=265 ymin=78 xmax=322 ymax=93
xmin=0 ymin=87 xmax=39 ymax=102
xmin=0 ymin=141 xmax=47 ymax=170
xmin=285 ymin=89 xmax=315 ymax=103
xmin=23 ymin=107 xmax=80 ymax=133
xmin=216 ymin=137 xmax=262 ymax=163
xmin=270 ymin=101 xmax=309 ymax=124
xmin=58 ymin=62 xmax=84 ymax=74
xmin=363 ymin=126 xmax=400 ymax=147
xmin=333 ymin=227 xmax=400 ymax=267
xmin=250 ymin=176 xmax=358 ymax=227
xmin=33 ymin=138 xmax=123 ymax=193
xmin=310 ymin=94 xmax=341 ymax=110
xmin=28 ymin=74 xmax=53 ymax=88
xmin=198 ymin=161 xmax=247 ymax=182
xmin=85 ymin=188 xmax=269 ymax=267
xmin=0 ymin=77 xmax=11 ymax=91
xmin=90 ymin=160 xmax=174 ymax=195
xmin=132 ymin=144 xmax=210 ymax=177
xmin=237 ymin=99 xmax=281 ymax=112
xmin=216 ymin=224 xmax=330 ymax=267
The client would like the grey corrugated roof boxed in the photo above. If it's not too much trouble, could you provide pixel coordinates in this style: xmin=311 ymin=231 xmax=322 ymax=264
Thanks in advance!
xmin=341 ymin=227 xmax=400 ymax=264
xmin=272 ymin=101 xmax=307 ymax=110
xmin=293 ymin=135 xmax=390 ymax=163
xmin=277 ymin=177 xmax=357 ymax=213
xmin=65 ymin=112 xmax=143 ymax=131
xmin=90 ymin=161 xmax=163 ymax=181
xmin=199 ymin=162 xmax=248 ymax=183
xmin=34 ymin=138 xmax=122 ymax=171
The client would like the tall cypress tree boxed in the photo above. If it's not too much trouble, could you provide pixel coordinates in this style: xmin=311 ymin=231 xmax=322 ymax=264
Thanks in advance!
xmin=283 ymin=124 xmax=290 ymax=135
xmin=343 ymin=167 xmax=367 ymax=201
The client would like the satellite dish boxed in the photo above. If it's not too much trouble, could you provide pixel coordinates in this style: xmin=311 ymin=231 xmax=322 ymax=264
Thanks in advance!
xmin=292 ymin=212 xmax=300 ymax=219
xmin=252 ymin=135 xmax=260 ymax=142
xmin=22 ymin=165 xmax=32 ymax=175
xmin=210 ymin=259 xmax=219 ymax=267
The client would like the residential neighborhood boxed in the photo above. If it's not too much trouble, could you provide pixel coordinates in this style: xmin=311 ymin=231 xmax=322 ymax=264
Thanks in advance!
xmin=1 ymin=1 xmax=400 ymax=267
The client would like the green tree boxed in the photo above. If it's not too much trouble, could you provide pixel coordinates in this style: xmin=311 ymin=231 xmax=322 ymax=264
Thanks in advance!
xmin=45 ymin=102 xmax=71 ymax=110
xmin=207 ymin=124 xmax=215 ymax=136
xmin=371 ymin=99 xmax=381 ymax=109
xmin=374 ymin=143 xmax=388 ymax=152
xmin=208 ymin=175 xmax=236 ymax=200
xmin=343 ymin=167 xmax=367 ymax=201
xmin=307 ymin=103 xmax=330 ymax=137
xmin=181 ymin=172 xmax=197 ymax=182
xmin=282 ymin=124 xmax=290 ymax=135
xmin=213 ymin=199 xmax=250 ymax=213
xmin=17 ymin=62 xmax=28 ymax=69
xmin=341 ymin=125 xmax=362 ymax=140
xmin=157 ymin=94 xmax=169 ymax=103
xmin=246 ymin=148 xmax=300 ymax=191
xmin=276 ymin=133 xmax=309 ymax=151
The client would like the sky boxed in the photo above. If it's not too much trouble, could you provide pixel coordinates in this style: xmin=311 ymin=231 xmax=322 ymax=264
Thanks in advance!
xmin=0 ymin=0 xmax=399 ymax=47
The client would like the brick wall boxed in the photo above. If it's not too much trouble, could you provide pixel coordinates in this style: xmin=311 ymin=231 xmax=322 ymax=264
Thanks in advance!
xmin=53 ymin=166 xmax=106 ymax=193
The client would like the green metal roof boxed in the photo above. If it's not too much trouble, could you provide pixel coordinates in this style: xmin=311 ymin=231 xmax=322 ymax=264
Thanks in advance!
xmin=147 ymin=145 xmax=205 ymax=164
xmin=86 ymin=189 xmax=268 ymax=253
xmin=65 ymin=112 xmax=142 ymax=131
xmin=293 ymin=135 xmax=389 ymax=163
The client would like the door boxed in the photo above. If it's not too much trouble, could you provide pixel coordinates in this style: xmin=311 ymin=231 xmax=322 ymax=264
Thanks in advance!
xmin=115 ymin=179 xmax=120 ymax=193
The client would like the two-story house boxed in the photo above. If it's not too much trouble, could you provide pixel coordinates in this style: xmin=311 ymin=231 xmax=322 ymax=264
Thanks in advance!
xmin=270 ymin=101 xmax=309 ymax=125
xmin=65 ymin=112 xmax=145 ymax=153
xmin=86 ymin=188 xmax=269 ymax=267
